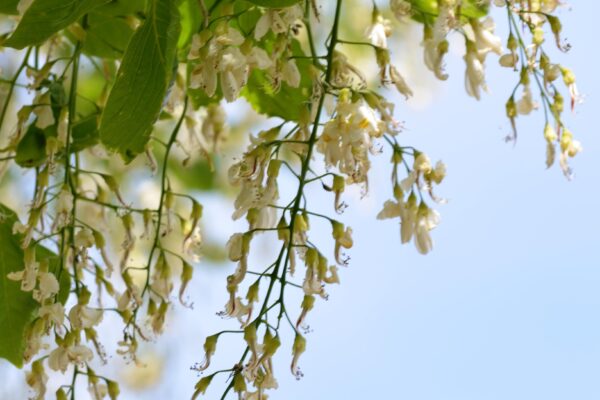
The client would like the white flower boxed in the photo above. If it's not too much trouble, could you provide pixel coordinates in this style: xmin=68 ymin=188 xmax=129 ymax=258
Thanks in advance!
xmin=69 ymin=305 xmax=104 ymax=329
xmin=25 ymin=360 xmax=48 ymax=400
xmin=413 ymin=153 xmax=432 ymax=174
xmin=377 ymin=199 xmax=402 ymax=220
xmin=48 ymin=344 xmax=93 ymax=373
xmin=332 ymin=223 xmax=353 ymax=265
xmin=433 ymin=2 xmax=455 ymax=42
xmin=414 ymin=204 xmax=440 ymax=255
xmin=316 ymin=93 xmax=383 ymax=185
xmin=367 ymin=15 xmax=391 ymax=49
xmin=389 ymin=66 xmax=413 ymax=99
xmin=390 ymin=0 xmax=412 ymax=19
xmin=464 ymin=45 xmax=487 ymax=100
xmin=218 ymin=47 xmax=249 ymax=102
xmin=429 ymin=160 xmax=447 ymax=184
xmin=281 ymin=59 xmax=301 ymax=88
xmin=33 ymin=272 xmax=59 ymax=302
xmin=189 ymin=24 xmax=272 ymax=102
xmin=183 ymin=226 xmax=203 ymax=262
xmin=400 ymin=195 xmax=418 ymax=244
xmin=33 ymin=92 xmax=54 ymax=129
xmin=88 ymin=382 xmax=108 ymax=400
xmin=558 ymin=129 xmax=582 ymax=178
xmin=423 ymin=37 xmax=449 ymax=80
xmin=471 ymin=17 xmax=503 ymax=59
xmin=254 ymin=5 xmax=303 ymax=40
xmin=516 ymin=84 xmax=538 ymax=115
xmin=56 ymin=108 xmax=69 ymax=146
xmin=38 ymin=302 xmax=65 ymax=327
xmin=223 ymin=296 xmax=251 ymax=326
xmin=247 ymin=47 xmax=272 ymax=70
xmin=74 ymin=229 xmax=95 ymax=248
xmin=255 ymin=10 xmax=287 ymax=40
xmin=541 ymin=0 xmax=560 ymax=13
xmin=7 ymin=248 xmax=38 ymax=292
xmin=330 ymin=51 xmax=367 ymax=89
xmin=53 ymin=187 xmax=74 ymax=229
xmin=229 ymin=144 xmax=279 ymax=221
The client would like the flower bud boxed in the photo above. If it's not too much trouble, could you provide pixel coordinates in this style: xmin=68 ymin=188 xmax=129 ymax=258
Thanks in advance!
xmin=533 ymin=27 xmax=545 ymax=46
xmin=244 ymin=323 xmax=257 ymax=345
xmin=246 ymin=281 xmax=260 ymax=304
xmin=192 ymin=375 xmax=213 ymax=399
xmin=544 ymin=123 xmax=557 ymax=142
xmin=232 ymin=371 xmax=246 ymax=393
xmin=107 ymin=380 xmax=120 ymax=400
xmin=56 ymin=388 xmax=68 ymax=400
xmin=506 ymin=96 xmax=517 ymax=118
xmin=267 ymin=159 xmax=282 ymax=178
xmin=277 ymin=217 xmax=289 ymax=242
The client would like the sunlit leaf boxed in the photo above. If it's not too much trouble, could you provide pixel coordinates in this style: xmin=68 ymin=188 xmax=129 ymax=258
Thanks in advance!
xmin=4 ymin=0 xmax=110 ymax=49
xmin=15 ymin=124 xmax=47 ymax=168
xmin=0 ymin=0 xmax=19 ymax=15
xmin=409 ymin=0 xmax=488 ymax=22
xmin=80 ymin=12 xmax=135 ymax=59
xmin=246 ymin=0 xmax=300 ymax=8
xmin=178 ymin=0 xmax=201 ymax=49
xmin=99 ymin=0 xmax=181 ymax=162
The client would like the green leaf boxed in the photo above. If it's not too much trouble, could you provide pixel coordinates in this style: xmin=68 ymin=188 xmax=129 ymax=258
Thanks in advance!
xmin=4 ymin=0 xmax=110 ymax=49
xmin=99 ymin=0 xmax=181 ymax=162
xmin=15 ymin=124 xmax=47 ymax=168
xmin=71 ymin=114 xmax=100 ymax=152
xmin=93 ymin=0 xmax=147 ymax=16
xmin=178 ymin=0 xmax=201 ymax=49
xmin=73 ymin=0 xmax=148 ymax=59
xmin=188 ymin=88 xmax=221 ymax=109
xmin=169 ymin=158 xmax=218 ymax=191
xmin=461 ymin=0 xmax=489 ymax=19
xmin=0 ymin=204 xmax=70 ymax=368
xmin=246 ymin=0 xmax=300 ymax=8
xmin=0 ymin=0 xmax=19 ymax=15
xmin=409 ymin=0 xmax=488 ymax=22
xmin=79 ymin=12 xmax=136 ymax=59
xmin=242 ymin=41 xmax=311 ymax=122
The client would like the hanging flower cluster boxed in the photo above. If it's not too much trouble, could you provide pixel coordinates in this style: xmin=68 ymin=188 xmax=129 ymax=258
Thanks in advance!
xmin=0 ymin=0 xmax=581 ymax=399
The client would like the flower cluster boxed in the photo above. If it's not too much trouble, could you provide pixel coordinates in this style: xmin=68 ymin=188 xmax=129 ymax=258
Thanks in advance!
xmin=0 ymin=0 xmax=582 ymax=399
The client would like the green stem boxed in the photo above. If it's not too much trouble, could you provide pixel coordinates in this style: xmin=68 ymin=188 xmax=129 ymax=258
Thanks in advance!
xmin=141 ymin=97 xmax=189 ymax=296
xmin=0 ymin=48 xmax=32 ymax=135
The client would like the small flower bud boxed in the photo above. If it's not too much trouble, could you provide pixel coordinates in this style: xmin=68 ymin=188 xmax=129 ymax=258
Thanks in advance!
xmin=192 ymin=375 xmax=213 ymax=398
xmin=544 ymin=123 xmax=557 ymax=142
xmin=246 ymin=281 xmax=260 ymax=304
xmin=244 ymin=323 xmax=257 ymax=344
xmin=267 ymin=159 xmax=282 ymax=178
xmin=506 ymin=96 xmax=517 ymax=118
xmin=107 ymin=380 xmax=120 ymax=400
xmin=232 ymin=371 xmax=246 ymax=393
xmin=507 ymin=33 xmax=517 ymax=51
xmin=533 ymin=27 xmax=545 ymax=46
xmin=56 ymin=388 xmax=68 ymax=400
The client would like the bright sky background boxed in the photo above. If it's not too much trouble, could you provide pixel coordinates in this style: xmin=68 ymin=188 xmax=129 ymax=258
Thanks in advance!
xmin=146 ymin=2 xmax=600 ymax=399
xmin=2 ymin=2 xmax=599 ymax=399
